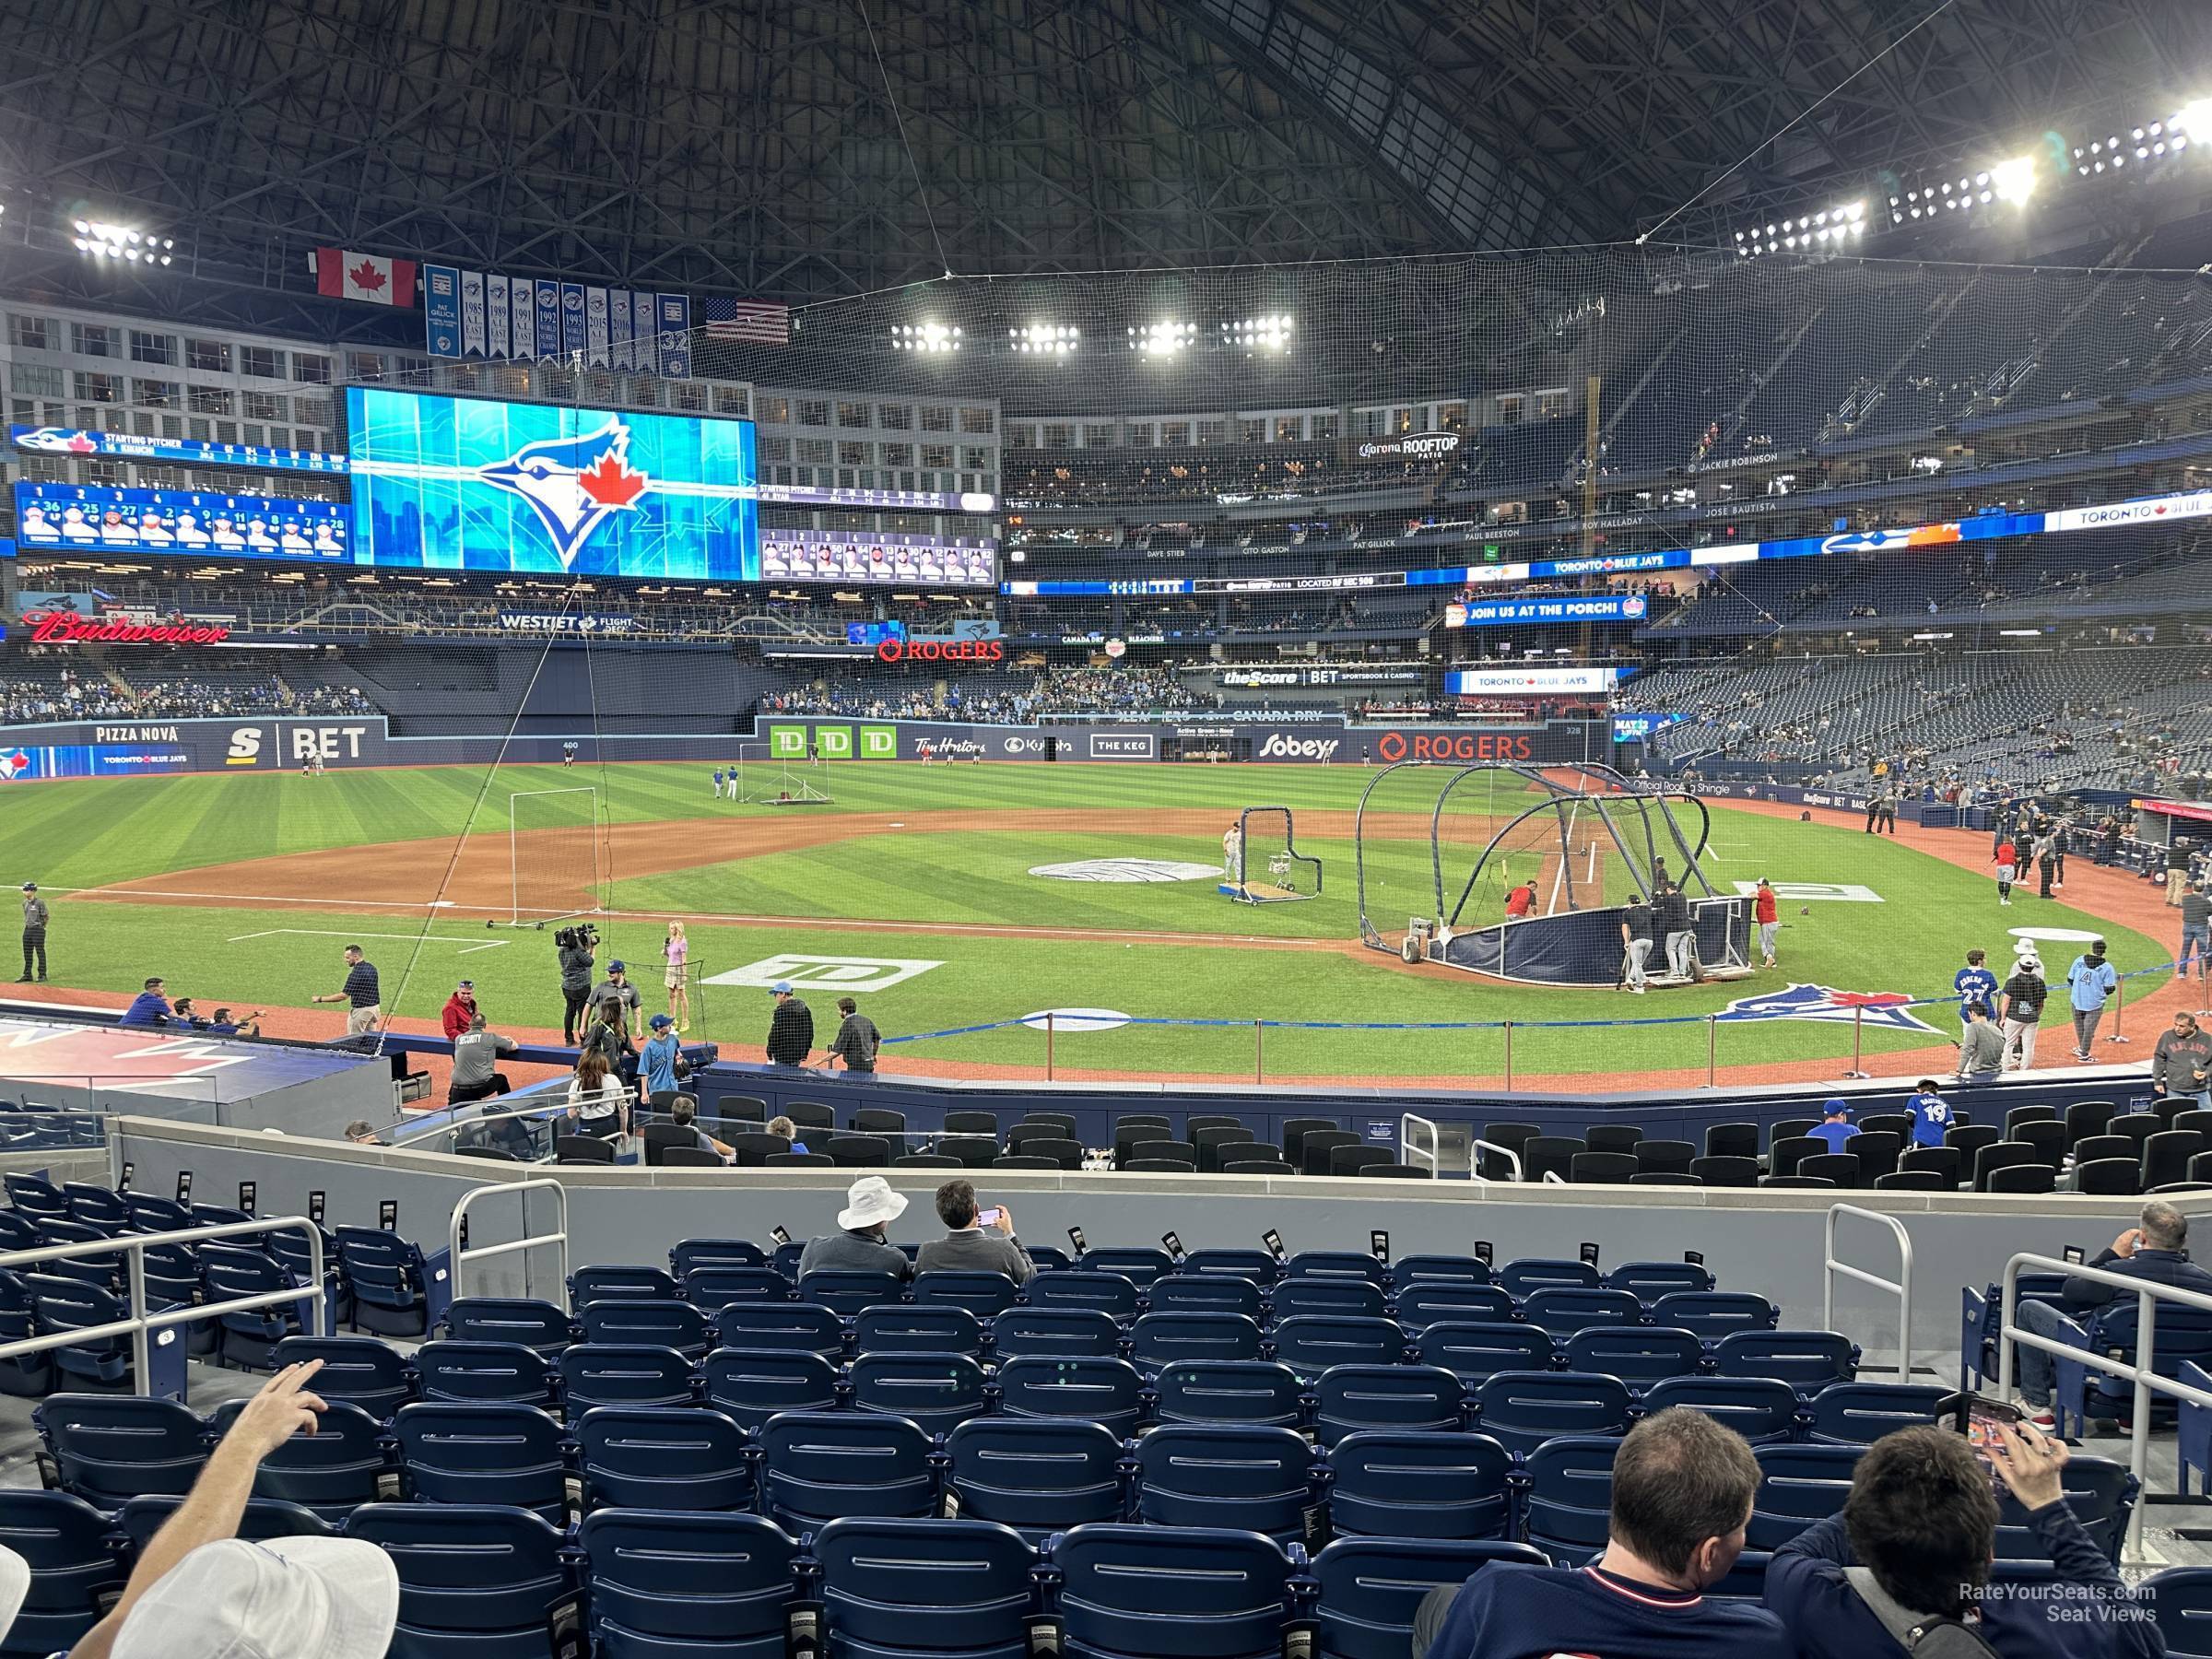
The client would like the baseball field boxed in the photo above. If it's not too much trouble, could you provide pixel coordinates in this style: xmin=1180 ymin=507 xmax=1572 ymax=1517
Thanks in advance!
xmin=3 ymin=759 xmax=2176 ymax=1087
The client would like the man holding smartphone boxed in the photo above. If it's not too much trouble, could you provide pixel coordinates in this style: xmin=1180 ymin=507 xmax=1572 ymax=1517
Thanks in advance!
xmin=915 ymin=1179 xmax=1035 ymax=1284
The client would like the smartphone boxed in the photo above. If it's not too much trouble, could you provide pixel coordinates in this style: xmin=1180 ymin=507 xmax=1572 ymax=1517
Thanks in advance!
xmin=1579 ymin=1241 xmax=1601 ymax=1266
xmin=238 ymin=1181 xmax=257 ymax=1214
xmin=308 ymin=1190 xmax=326 ymax=1226
xmin=769 ymin=1226 xmax=793 ymax=1248
xmin=1067 ymin=1226 xmax=1088 ymax=1255
xmin=175 ymin=1171 xmax=194 ymax=1205
xmin=1945 ymin=1391 xmax=2026 ymax=1496
xmin=1371 ymin=1230 xmax=1391 ymax=1263
xmin=978 ymin=1207 xmax=1003 ymax=1229
xmin=1161 ymin=1230 xmax=1185 ymax=1260
xmin=117 ymin=1163 xmax=133 ymax=1194
xmin=1261 ymin=1229 xmax=1287 ymax=1262
xmin=2063 ymin=1244 xmax=2085 ymax=1265
xmin=378 ymin=1199 xmax=398 ymax=1232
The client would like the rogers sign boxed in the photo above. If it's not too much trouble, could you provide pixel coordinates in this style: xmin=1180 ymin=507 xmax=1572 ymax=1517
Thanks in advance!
xmin=21 ymin=611 xmax=232 ymax=646
xmin=1375 ymin=730 xmax=1535 ymax=763
xmin=875 ymin=639 xmax=1006 ymax=665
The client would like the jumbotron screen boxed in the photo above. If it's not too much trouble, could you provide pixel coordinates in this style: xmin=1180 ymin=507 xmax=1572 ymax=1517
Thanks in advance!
xmin=344 ymin=387 xmax=759 ymax=579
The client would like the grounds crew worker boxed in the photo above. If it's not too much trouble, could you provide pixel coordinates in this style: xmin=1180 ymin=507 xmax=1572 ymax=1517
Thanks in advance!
xmin=17 ymin=884 xmax=47 ymax=982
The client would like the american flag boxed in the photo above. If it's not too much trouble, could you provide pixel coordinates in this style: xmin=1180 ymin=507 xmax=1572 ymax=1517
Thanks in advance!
xmin=701 ymin=296 xmax=792 ymax=346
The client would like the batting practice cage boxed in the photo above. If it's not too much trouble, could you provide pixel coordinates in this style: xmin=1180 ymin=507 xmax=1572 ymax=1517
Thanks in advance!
xmin=1355 ymin=760 xmax=1751 ymax=985
xmin=1218 ymin=806 xmax=1323 ymax=903
xmin=499 ymin=785 xmax=609 ymax=927
xmin=735 ymin=740 xmax=832 ymax=806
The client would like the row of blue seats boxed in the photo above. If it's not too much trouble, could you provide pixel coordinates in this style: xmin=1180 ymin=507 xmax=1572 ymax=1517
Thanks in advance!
xmin=1963 ymin=1275 xmax=2212 ymax=1425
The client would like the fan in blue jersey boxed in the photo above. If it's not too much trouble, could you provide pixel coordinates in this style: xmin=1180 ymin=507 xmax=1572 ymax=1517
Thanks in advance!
xmin=1954 ymin=948 xmax=1999 ymax=1027
xmin=1906 ymin=1078 xmax=1952 ymax=1148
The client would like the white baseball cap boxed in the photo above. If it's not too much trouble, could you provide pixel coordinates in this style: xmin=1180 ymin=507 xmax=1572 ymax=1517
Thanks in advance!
xmin=839 ymin=1174 xmax=909 ymax=1230
xmin=111 ymin=1535 xmax=398 ymax=1659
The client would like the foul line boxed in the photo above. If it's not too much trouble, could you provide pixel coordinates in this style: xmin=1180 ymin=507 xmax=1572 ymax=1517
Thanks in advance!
xmin=225 ymin=927 xmax=509 ymax=949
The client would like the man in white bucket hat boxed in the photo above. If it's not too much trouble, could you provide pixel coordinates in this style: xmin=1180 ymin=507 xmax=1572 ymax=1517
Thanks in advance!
xmin=797 ymin=1174 xmax=914 ymax=1279
xmin=72 ymin=1361 xmax=398 ymax=1659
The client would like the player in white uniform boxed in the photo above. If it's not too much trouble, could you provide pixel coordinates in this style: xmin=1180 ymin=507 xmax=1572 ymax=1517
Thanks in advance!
xmin=1222 ymin=821 xmax=1243 ymax=885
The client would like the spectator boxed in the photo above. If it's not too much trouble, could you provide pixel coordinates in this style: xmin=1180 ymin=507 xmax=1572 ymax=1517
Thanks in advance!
xmin=2152 ymin=1011 xmax=2212 ymax=1112
xmin=1766 ymin=1421 xmax=2156 ymax=1659
xmin=915 ymin=1180 xmax=1035 ymax=1283
xmin=120 ymin=977 xmax=172 ymax=1027
xmin=566 ymin=1050 xmax=629 ymax=1141
xmin=1810 ymin=1100 xmax=1859 ymax=1155
xmin=579 ymin=994 xmax=635 ymax=1085
xmin=1413 ymin=1407 xmax=1785 ymax=1659
xmin=1753 ymin=877 xmax=1779 ymax=968
xmin=1957 ymin=1000 xmax=2004 ymax=1082
xmin=440 ymin=980 xmax=479 ymax=1041
xmin=827 ymin=996 xmax=881 ymax=1073
xmin=1619 ymin=892 xmax=1655 ymax=994
xmin=767 ymin=1114 xmax=811 ymax=1158
xmin=798 ymin=1175 xmax=915 ymax=1278
xmin=558 ymin=930 xmax=596 ymax=1044
xmin=639 ymin=1013 xmax=688 ymax=1100
xmin=2015 ymin=1200 xmax=2212 ymax=1427
xmin=2001 ymin=950 xmax=2049 ymax=1072
xmin=447 ymin=1013 xmax=517 ymax=1108
xmin=1955 ymin=949 xmax=1999 ymax=1030
xmin=766 ymin=981 xmax=815 ymax=1065
xmin=311 ymin=945 xmax=381 ymax=1036
xmin=64 ymin=1360 xmax=399 ymax=1659
xmin=2065 ymin=939 xmax=2120 ymax=1060
xmin=1907 ymin=1078 xmax=1952 ymax=1148
xmin=2182 ymin=885 xmax=2211 ymax=1006
xmin=343 ymin=1120 xmax=385 ymax=1146
xmin=666 ymin=1097 xmax=733 ymax=1162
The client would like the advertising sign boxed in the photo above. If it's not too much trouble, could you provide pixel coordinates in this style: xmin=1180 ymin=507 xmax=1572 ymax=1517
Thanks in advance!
xmin=1444 ymin=666 xmax=1626 ymax=696
xmin=1447 ymin=595 xmax=1648 ymax=627
xmin=494 ymin=611 xmax=638 ymax=634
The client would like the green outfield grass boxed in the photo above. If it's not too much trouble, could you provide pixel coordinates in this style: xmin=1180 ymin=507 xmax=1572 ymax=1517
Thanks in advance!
xmin=4 ymin=760 xmax=2171 ymax=1080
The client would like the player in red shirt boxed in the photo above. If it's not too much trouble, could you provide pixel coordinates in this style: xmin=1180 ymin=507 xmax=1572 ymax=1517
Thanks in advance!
xmin=1753 ymin=877 xmax=1779 ymax=967
xmin=1504 ymin=882 xmax=1535 ymax=918
xmin=1993 ymin=839 xmax=2018 ymax=907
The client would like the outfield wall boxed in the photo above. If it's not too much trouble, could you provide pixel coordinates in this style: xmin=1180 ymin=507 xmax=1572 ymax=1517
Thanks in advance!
xmin=0 ymin=712 xmax=1617 ymax=777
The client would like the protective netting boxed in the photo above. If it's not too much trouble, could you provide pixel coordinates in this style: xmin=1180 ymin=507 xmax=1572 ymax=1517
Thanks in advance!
xmin=506 ymin=786 xmax=604 ymax=924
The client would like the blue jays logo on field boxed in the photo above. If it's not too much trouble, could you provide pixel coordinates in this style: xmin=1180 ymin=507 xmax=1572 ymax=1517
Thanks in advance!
xmin=1714 ymin=982 xmax=1938 ymax=1032
xmin=478 ymin=418 xmax=651 ymax=570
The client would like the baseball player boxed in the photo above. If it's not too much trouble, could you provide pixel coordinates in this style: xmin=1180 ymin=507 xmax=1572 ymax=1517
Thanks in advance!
xmin=1222 ymin=819 xmax=1244 ymax=885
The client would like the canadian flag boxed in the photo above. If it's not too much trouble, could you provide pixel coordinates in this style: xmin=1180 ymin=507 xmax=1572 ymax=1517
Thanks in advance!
xmin=311 ymin=249 xmax=418 ymax=307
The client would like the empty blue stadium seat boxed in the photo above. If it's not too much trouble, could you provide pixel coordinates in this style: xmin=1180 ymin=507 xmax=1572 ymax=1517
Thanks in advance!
xmin=853 ymin=1303 xmax=986 ymax=1359
xmin=114 ymin=1494 xmax=328 ymax=1547
xmin=714 ymin=1300 xmax=844 ymax=1360
xmin=577 ymin=1406 xmax=752 ymax=1512
xmin=212 ymin=1396 xmax=393 ymax=1523
xmin=817 ymin=1516 xmax=1038 ymax=1659
xmin=135 ymin=1238 xmax=211 ymax=1356
xmin=1152 ymin=1359 xmax=1305 ymax=1430
xmin=1496 ymin=1258 xmax=1601 ymax=1297
xmin=1803 ymin=1382 xmax=1947 ymax=1444
xmin=992 ymin=1306 xmax=1122 ymax=1360
xmin=995 ymin=1356 xmax=1144 ymax=1436
xmin=797 ymin=1270 xmax=908 ymax=1317
xmin=2082 ymin=1300 xmax=2212 ymax=1420
xmin=1312 ymin=1363 xmax=1463 ymax=1445
xmin=1182 ymin=1248 xmax=1280 ymax=1286
xmin=1606 ymin=1261 xmax=1717 ymax=1302
xmin=1053 ymin=1523 xmax=1291 ymax=1659
xmin=1561 ymin=1326 xmax=1704 ymax=1391
xmin=1130 ymin=1311 xmax=1265 ymax=1376
xmin=1747 ymin=1443 xmax=1865 ymax=1549
xmin=198 ymin=1242 xmax=312 ymax=1371
xmin=1417 ymin=1322 xmax=1555 ymax=1386
xmin=1520 ymin=1288 xmax=1645 ymax=1340
xmin=557 ymin=1343 xmax=696 ymax=1420
xmin=263 ymin=1219 xmax=347 ymax=1331
xmin=0 ymin=1270 xmax=47 ymax=1399
xmin=1286 ymin=1250 xmax=1391 ymax=1286
xmin=0 ymin=1489 xmax=127 ymax=1657
xmin=441 ymin=1296 xmax=573 ymax=1355
xmin=701 ymin=1347 xmax=841 ymax=1430
xmin=1272 ymin=1278 xmax=1389 ymax=1322
xmin=120 ymin=1193 xmax=189 ymax=1233
xmin=1314 ymin=1537 xmax=1550 ymax=1659
xmin=945 ymin=1417 xmax=1126 ymax=1540
xmin=579 ymin=1507 xmax=798 ymax=1659
xmin=391 ymin=1401 xmax=571 ymax=1524
xmin=1524 ymin=1434 xmax=1625 ymax=1563
xmin=35 ymin=1394 xmax=209 ymax=1507
xmin=3 ymin=1174 xmax=67 ymax=1224
xmin=1077 ymin=1247 xmax=1175 ymax=1288
xmin=273 ymin=1334 xmax=417 ymax=1420
xmin=414 ymin=1340 xmax=558 ymax=1407
xmin=27 ymin=1276 xmax=133 ymax=1387
xmin=60 ymin=1183 xmax=128 ymax=1231
xmin=670 ymin=1238 xmax=770 ymax=1274
xmin=772 ymin=1241 xmax=807 ymax=1281
xmin=1641 ymin=1376 xmax=1801 ymax=1446
xmin=1394 ymin=1254 xmax=1493 ymax=1287
xmin=2141 ymin=1565 xmax=2212 ymax=1659
xmin=681 ymin=1266 xmax=794 ymax=1311
xmin=1472 ymin=1371 xmax=1634 ymax=1458
xmin=1027 ymin=1271 xmax=1141 ymax=1319
xmin=569 ymin=1265 xmax=681 ymax=1308
xmin=1653 ymin=1291 xmax=1778 ymax=1338
xmin=1326 ymin=1431 xmax=1513 ymax=1540
xmin=756 ymin=1411 xmax=936 ymax=1532
xmin=1134 ymin=1424 xmax=1319 ymax=1541
xmin=1272 ymin=1314 xmax=1406 ymax=1380
xmin=333 ymin=1226 xmax=448 ymax=1339
xmin=1394 ymin=1284 xmax=1516 ymax=1331
xmin=1149 ymin=1275 xmax=1267 ymax=1321
xmin=1715 ymin=1330 xmax=1860 ymax=1394
xmin=849 ymin=1351 xmax=989 ymax=1435
xmin=911 ymin=1269 xmax=1024 ymax=1322
xmin=1997 ymin=1456 xmax=2137 ymax=1564
xmin=30 ymin=1218 xmax=121 ymax=1291
xmin=349 ymin=1502 xmax=576 ymax=1659
xmin=581 ymin=1298 xmax=712 ymax=1360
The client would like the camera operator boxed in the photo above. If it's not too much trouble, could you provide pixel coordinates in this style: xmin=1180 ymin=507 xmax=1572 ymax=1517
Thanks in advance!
xmin=557 ymin=924 xmax=597 ymax=1045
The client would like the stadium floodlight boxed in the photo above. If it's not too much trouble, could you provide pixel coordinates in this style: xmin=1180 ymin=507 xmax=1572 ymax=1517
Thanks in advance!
xmin=1128 ymin=319 xmax=1195 ymax=356
xmin=1991 ymin=155 xmax=2036 ymax=206
xmin=1736 ymin=198 xmax=1864 ymax=256
xmin=890 ymin=322 xmax=960 ymax=353
xmin=1222 ymin=314 xmax=1293 ymax=353
xmin=71 ymin=218 xmax=173 ymax=265
xmin=1009 ymin=323 xmax=1078 ymax=355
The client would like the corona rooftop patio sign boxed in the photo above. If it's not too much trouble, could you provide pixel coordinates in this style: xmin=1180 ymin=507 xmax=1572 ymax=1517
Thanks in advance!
xmin=20 ymin=610 xmax=232 ymax=645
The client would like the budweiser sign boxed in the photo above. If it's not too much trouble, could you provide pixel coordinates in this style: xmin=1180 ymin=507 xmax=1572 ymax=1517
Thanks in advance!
xmin=21 ymin=611 xmax=232 ymax=645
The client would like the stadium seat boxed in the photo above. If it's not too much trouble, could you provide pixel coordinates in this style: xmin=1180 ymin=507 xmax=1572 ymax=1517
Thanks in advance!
xmin=938 ymin=1135 xmax=1001 ymax=1169
xmin=1705 ymin=1124 xmax=1758 ymax=1159
xmin=2065 ymin=1100 xmax=2119 ymax=1149
xmin=1519 ymin=1137 xmax=1583 ymax=1183
xmin=1394 ymin=1253 xmax=1493 ymax=1286
xmin=1606 ymin=1260 xmax=1715 ymax=1302
xmin=817 ymin=1516 xmax=1039 ymax=1659
xmin=1417 ymin=1321 xmax=1555 ymax=1384
xmin=671 ymin=1238 xmax=768 ymax=1274
xmin=713 ymin=1299 xmax=845 ymax=1360
xmin=848 ymin=1351 xmax=988 ymax=1434
xmin=568 ymin=1265 xmax=681 ymax=1308
xmin=1017 ymin=1138 xmax=1086 ymax=1170
xmin=1769 ymin=1118 xmax=1818 ymax=1147
xmin=701 ymin=1347 xmax=841 ymax=1429
xmin=993 ymin=1306 xmax=1121 ymax=1361
xmin=761 ymin=1147 xmax=829 ymax=1166
xmin=1563 ymin=1325 xmax=1704 ymax=1390
xmin=1641 ymin=1376 xmax=1800 ymax=1445
xmin=911 ymin=1269 xmax=1021 ymax=1319
xmin=1284 ymin=1250 xmax=1388 ymax=1286
xmin=557 ymin=1343 xmax=697 ymax=1420
xmin=1715 ymin=1329 xmax=1859 ymax=1394
xmin=579 ymin=1507 xmax=799 ymax=1656
xmin=1747 ymin=1443 xmax=1865 ymax=1549
xmin=1690 ymin=1155 xmax=1759 ymax=1187
xmin=726 ymin=1131 xmax=794 ymax=1166
xmin=1152 ymin=1360 xmax=1306 ymax=1430
xmin=826 ymin=1135 xmax=892 ymax=1167
xmin=1194 ymin=1126 xmax=1261 ymax=1171
xmin=2145 ymin=1130 xmax=2208 ymax=1190
xmin=1125 ymin=1156 xmax=1196 ymax=1172
xmin=60 ymin=1183 xmax=128 ymax=1231
xmin=1133 ymin=1423 xmax=1319 ymax=1540
xmin=1301 ymin=1132 xmax=1360 ymax=1175
xmin=1271 ymin=1314 xmax=1407 ymax=1379
xmin=1282 ymin=1117 xmax=1341 ymax=1164
xmin=1331 ymin=1146 xmax=1395 ymax=1178
xmin=1875 ymin=1171 xmax=1946 ymax=1191
xmin=442 ymin=1296 xmax=574 ymax=1355
xmin=211 ymin=1397 xmax=393 ymax=1524
xmin=1027 ymin=1271 xmax=1143 ymax=1319
xmin=1570 ymin=1151 xmax=1639 ymax=1184
xmin=943 ymin=1110 xmax=999 ymax=1136
xmin=1394 ymin=1283 xmax=1516 ymax=1329
xmin=1314 ymin=1537 xmax=1549 ymax=1659
xmin=996 ymin=1355 xmax=1145 ymax=1436
xmin=1112 ymin=1117 xmax=1171 ymax=1164
xmin=1847 ymin=1131 xmax=1900 ymax=1183
xmin=893 ymin=1153 xmax=961 ymax=1169
xmin=1272 ymin=1277 xmax=1388 ymax=1321
xmin=1226 ymin=1158 xmax=1299 ymax=1175
xmin=1053 ymin=1523 xmax=1292 ymax=1659
xmin=1804 ymin=1382 xmax=1947 ymax=1444
xmin=1987 ymin=1163 xmax=2056 ymax=1194
xmin=1181 ymin=1248 xmax=1280 ymax=1285
xmin=273 ymin=1334 xmax=418 ymax=1420
xmin=0 ymin=1490 xmax=129 ymax=1658
xmin=1972 ymin=1141 xmax=2038 ymax=1191
xmin=2071 ymin=1133 xmax=2135 ymax=1169
xmin=2075 ymin=1157 xmax=2143 ymax=1194
xmin=756 ymin=1411 xmax=937 ymax=1532
xmin=1018 ymin=1111 xmax=1078 ymax=1136
xmin=795 ymin=1270 xmax=906 ymax=1318
xmin=1520 ymin=1288 xmax=1643 ymax=1339
xmin=943 ymin=1418 xmax=1126 ymax=1540
xmin=1861 ymin=1112 xmax=1915 ymax=1140
xmin=576 ymin=1405 xmax=752 ymax=1512
xmin=1312 ymin=1363 xmax=1464 ymax=1445
xmin=2140 ymin=1566 xmax=2212 ymax=1659
xmin=2014 ymin=1121 xmax=2068 ymax=1169
xmin=1471 ymin=1371 xmax=1634 ymax=1457
xmin=1899 ymin=1146 xmax=1961 ymax=1186
xmin=1583 ymin=1124 xmax=1643 ymax=1155
xmin=853 ymin=1303 xmax=985 ymax=1359
xmin=1 ymin=1174 xmax=66 ymax=1224
xmin=2000 ymin=1456 xmax=2138 ymax=1563
xmin=1477 ymin=1123 xmax=1539 ymax=1181
xmin=113 ymin=1494 xmax=329 ymax=1548
xmin=333 ymin=1226 xmax=445 ymax=1339
xmin=554 ymin=1134 xmax=617 ymax=1164
xmin=1767 ymin=1135 xmax=1819 ymax=1179
xmin=1762 ymin=1174 xmax=1835 ymax=1190
xmin=1523 ymin=1433 xmax=1622 ymax=1563
xmin=580 ymin=1298 xmax=712 ymax=1361
xmin=1633 ymin=1139 xmax=1695 ymax=1176
xmin=1797 ymin=1153 xmax=1860 ymax=1187
xmin=349 ymin=1503 xmax=577 ymax=1656
xmin=852 ymin=1107 xmax=908 ymax=1138
xmin=1130 ymin=1311 xmax=1265 ymax=1375
xmin=1946 ymin=1124 xmax=2002 ymax=1167
xmin=1496 ymin=1258 xmax=1600 ymax=1296
xmin=1324 ymin=1430 xmax=1514 ymax=1540
xmin=1150 ymin=1274 xmax=1266 ymax=1321
xmin=391 ymin=1401 xmax=571 ymax=1524
xmin=1631 ymin=1172 xmax=1703 ymax=1186
xmin=35 ymin=1394 xmax=210 ymax=1508
xmin=199 ymin=1243 xmax=312 ymax=1371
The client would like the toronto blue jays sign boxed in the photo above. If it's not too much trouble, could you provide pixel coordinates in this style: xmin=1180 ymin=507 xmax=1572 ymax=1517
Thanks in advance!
xmin=1713 ymin=982 xmax=1940 ymax=1033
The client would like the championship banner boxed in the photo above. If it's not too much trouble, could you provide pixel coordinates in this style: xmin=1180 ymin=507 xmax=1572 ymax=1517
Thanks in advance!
xmin=657 ymin=294 xmax=692 ymax=378
xmin=486 ymin=274 xmax=511 ymax=359
xmin=459 ymin=270 xmax=487 ymax=358
xmin=424 ymin=265 xmax=461 ymax=358
xmin=424 ymin=266 xmax=689 ymax=374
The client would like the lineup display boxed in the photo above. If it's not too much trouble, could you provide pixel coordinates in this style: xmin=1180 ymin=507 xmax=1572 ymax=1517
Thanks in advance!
xmin=760 ymin=528 xmax=994 ymax=588
xmin=345 ymin=387 xmax=759 ymax=579
xmin=14 ymin=484 xmax=349 ymax=559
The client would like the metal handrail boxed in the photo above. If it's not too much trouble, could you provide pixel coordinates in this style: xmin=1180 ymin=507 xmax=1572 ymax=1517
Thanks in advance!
xmin=1997 ymin=1249 xmax=2212 ymax=1559
xmin=1470 ymin=1138 xmax=1524 ymax=1182
xmin=1822 ymin=1204 xmax=1914 ymax=1371
xmin=0 ymin=1216 xmax=326 ymax=1394
xmin=1401 ymin=1114 xmax=1444 ymax=1178
xmin=450 ymin=1178 xmax=571 ymax=1308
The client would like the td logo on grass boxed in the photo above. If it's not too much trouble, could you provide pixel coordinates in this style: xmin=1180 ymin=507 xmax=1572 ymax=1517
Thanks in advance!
xmin=703 ymin=953 xmax=944 ymax=992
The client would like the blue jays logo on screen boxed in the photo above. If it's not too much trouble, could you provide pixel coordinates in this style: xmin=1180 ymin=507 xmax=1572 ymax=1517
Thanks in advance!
xmin=1715 ymin=982 xmax=1937 ymax=1033
xmin=345 ymin=388 xmax=759 ymax=578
